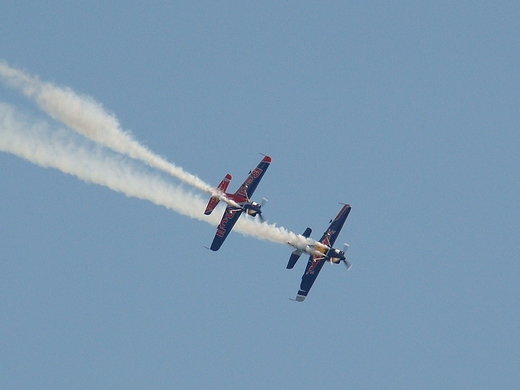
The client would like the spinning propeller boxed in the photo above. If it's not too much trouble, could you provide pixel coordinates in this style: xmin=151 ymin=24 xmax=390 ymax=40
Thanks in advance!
xmin=243 ymin=193 xmax=268 ymax=222
xmin=258 ymin=198 xmax=268 ymax=222
xmin=341 ymin=244 xmax=352 ymax=270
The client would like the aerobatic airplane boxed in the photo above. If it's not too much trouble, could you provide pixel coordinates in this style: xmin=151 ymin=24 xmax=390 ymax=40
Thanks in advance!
xmin=204 ymin=155 xmax=271 ymax=251
xmin=287 ymin=203 xmax=352 ymax=302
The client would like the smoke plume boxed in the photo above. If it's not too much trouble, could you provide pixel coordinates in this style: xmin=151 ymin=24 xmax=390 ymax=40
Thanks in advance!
xmin=0 ymin=102 xmax=310 ymax=249
xmin=0 ymin=61 xmax=215 ymax=195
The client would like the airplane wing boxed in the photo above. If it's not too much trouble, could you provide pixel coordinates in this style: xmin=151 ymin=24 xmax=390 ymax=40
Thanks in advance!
xmin=293 ymin=204 xmax=352 ymax=301
xmin=320 ymin=204 xmax=352 ymax=248
xmin=234 ymin=155 xmax=271 ymax=199
xmin=294 ymin=256 xmax=327 ymax=301
xmin=209 ymin=206 xmax=243 ymax=251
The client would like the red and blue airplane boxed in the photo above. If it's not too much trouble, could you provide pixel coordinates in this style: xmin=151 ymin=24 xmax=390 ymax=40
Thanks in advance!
xmin=287 ymin=203 xmax=352 ymax=302
xmin=204 ymin=155 xmax=272 ymax=251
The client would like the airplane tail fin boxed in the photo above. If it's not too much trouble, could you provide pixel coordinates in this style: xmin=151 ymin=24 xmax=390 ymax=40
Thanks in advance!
xmin=286 ymin=227 xmax=312 ymax=269
xmin=204 ymin=174 xmax=232 ymax=215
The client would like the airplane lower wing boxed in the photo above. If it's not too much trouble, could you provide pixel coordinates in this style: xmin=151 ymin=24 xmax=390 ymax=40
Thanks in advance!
xmin=294 ymin=257 xmax=327 ymax=301
xmin=209 ymin=206 xmax=243 ymax=251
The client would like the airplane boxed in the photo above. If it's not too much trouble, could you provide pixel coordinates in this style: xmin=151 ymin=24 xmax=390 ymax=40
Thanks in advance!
xmin=287 ymin=203 xmax=352 ymax=302
xmin=204 ymin=155 xmax=272 ymax=251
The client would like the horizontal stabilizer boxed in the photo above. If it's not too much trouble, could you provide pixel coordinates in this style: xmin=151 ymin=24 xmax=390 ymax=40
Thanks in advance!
xmin=286 ymin=227 xmax=312 ymax=269
xmin=204 ymin=174 xmax=232 ymax=215
xmin=286 ymin=251 xmax=301 ymax=269
xmin=301 ymin=227 xmax=312 ymax=238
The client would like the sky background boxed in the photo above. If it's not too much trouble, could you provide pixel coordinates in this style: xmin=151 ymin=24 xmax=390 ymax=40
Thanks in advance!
xmin=1 ymin=2 xmax=519 ymax=389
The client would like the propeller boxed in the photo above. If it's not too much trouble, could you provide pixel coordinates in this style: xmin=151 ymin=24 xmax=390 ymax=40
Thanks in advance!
xmin=342 ymin=243 xmax=352 ymax=270
xmin=258 ymin=198 xmax=268 ymax=222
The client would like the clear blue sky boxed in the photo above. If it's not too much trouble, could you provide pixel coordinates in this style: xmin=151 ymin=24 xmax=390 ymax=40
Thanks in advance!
xmin=1 ymin=2 xmax=519 ymax=389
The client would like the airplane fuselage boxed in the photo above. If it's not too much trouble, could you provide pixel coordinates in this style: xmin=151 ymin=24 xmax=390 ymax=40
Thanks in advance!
xmin=221 ymin=193 xmax=262 ymax=216
xmin=302 ymin=242 xmax=346 ymax=263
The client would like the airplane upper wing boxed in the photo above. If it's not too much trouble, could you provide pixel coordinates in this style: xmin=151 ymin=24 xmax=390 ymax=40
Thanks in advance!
xmin=293 ymin=204 xmax=352 ymax=301
xmin=318 ymin=204 xmax=352 ymax=248
xmin=209 ymin=206 xmax=243 ymax=251
xmin=234 ymin=155 xmax=271 ymax=199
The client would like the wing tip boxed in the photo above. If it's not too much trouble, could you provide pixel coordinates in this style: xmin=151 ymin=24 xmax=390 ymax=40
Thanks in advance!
xmin=290 ymin=291 xmax=307 ymax=302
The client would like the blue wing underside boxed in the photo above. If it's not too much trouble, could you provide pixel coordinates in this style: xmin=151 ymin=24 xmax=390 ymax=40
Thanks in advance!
xmin=235 ymin=157 xmax=271 ymax=200
xmin=210 ymin=207 xmax=243 ymax=251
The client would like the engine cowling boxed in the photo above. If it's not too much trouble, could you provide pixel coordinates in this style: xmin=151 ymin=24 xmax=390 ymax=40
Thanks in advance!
xmin=246 ymin=209 xmax=258 ymax=216
xmin=328 ymin=248 xmax=345 ymax=264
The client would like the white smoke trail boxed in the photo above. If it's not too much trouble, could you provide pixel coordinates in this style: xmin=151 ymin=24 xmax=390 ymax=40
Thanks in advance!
xmin=0 ymin=61 xmax=217 ymax=196
xmin=0 ymin=103 xmax=215 ymax=222
xmin=0 ymin=103 xmax=311 ymax=249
